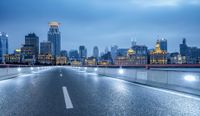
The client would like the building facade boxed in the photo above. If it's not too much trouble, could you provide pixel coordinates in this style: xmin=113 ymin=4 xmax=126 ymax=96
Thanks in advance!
xmin=180 ymin=38 xmax=200 ymax=64
xmin=40 ymin=41 xmax=52 ymax=55
xmin=150 ymin=40 xmax=167 ymax=64
xmin=21 ymin=33 xmax=39 ymax=64
xmin=111 ymin=45 xmax=118 ymax=61
xmin=79 ymin=46 xmax=87 ymax=60
xmin=159 ymin=38 xmax=167 ymax=52
xmin=93 ymin=46 xmax=99 ymax=58
xmin=48 ymin=22 xmax=61 ymax=57
xmin=0 ymin=32 xmax=8 ymax=63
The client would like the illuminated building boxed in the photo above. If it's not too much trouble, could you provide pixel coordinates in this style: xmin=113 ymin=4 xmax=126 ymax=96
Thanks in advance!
xmin=56 ymin=56 xmax=67 ymax=65
xmin=48 ymin=22 xmax=61 ymax=56
xmin=0 ymin=32 xmax=8 ymax=63
xmin=180 ymin=38 xmax=200 ymax=64
xmin=85 ymin=57 xmax=97 ymax=66
xmin=71 ymin=60 xmax=81 ymax=66
xmin=98 ymin=60 xmax=110 ymax=65
xmin=169 ymin=52 xmax=186 ymax=64
xmin=40 ymin=41 xmax=52 ymax=55
xmin=21 ymin=45 xmax=36 ymax=64
xmin=21 ymin=33 xmax=39 ymax=65
xmin=115 ymin=47 xmax=147 ymax=65
xmin=38 ymin=54 xmax=55 ymax=65
xmin=150 ymin=40 xmax=167 ymax=64
xmin=4 ymin=54 xmax=21 ymax=64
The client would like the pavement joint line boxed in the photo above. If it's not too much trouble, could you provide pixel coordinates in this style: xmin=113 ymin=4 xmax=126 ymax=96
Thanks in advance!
xmin=62 ymin=86 xmax=73 ymax=109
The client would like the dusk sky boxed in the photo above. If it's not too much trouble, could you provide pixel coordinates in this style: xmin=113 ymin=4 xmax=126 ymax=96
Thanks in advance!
xmin=0 ymin=0 xmax=200 ymax=55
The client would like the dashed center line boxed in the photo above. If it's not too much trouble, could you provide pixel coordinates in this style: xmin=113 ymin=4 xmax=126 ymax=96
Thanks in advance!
xmin=60 ymin=74 xmax=63 ymax=77
xmin=62 ymin=86 xmax=73 ymax=109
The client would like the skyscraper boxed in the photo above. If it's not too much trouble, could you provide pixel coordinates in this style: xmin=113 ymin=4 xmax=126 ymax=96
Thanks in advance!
xmin=25 ymin=33 xmax=39 ymax=56
xmin=159 ymin=38 xmax=167 ymax=52
xmin=79 ymin=46 xmax=87 ymax=60
xmin=21 ymin=33 xmax=39 ymax=64
xmin=93 ymin=46 xmax=99 ymax=58
xmin=111 ymin=45 xmax=118 ymax=60
xmin=0 ymin=32 xmax=8 ymax=63
xmin=48 ymin=22 xmax=61 ymax=57
xmin=40 ymin=41 xmax=52 ymax=55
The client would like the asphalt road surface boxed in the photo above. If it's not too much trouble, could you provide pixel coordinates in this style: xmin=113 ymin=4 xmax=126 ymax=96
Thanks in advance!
xmin=0 ymin=66 xmax=200 ymax=116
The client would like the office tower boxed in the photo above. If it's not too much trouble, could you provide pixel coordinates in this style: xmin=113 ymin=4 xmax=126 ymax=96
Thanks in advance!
xmin=111 ymin=45 xmax=118 ymax=60
xmin=21 ymin=33 xmax=39 ymax=64
xmin=0 ymin=32 xmax=8 ymax=63
xmin=93 ymin=46 xmax=99 ymax=58
xmin=25 ymin=33 xmax=39 ymax=56
xmin=79 ymin=46 xmax=87 ymax=59
xmin=40 ymin=41 xmax=52 ymax=55
xmin=48 ymin=22 xmax=61 ymax=56
xmin=60 ymin=50 xmax=68 ymax=57
xmin=159 ymin=38 xmax=167 ymax=52
xmin=69 ymin=50 xmax=79 ymax=60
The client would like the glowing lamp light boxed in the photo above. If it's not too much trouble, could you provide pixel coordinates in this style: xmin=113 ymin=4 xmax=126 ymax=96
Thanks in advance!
xmin=17 ymin=68 xmax=21 ymax=72
xmin=94 ymin=68 xmax=98 ymax=71
xmin=84 ymin=67 xmax=87 ymax=70
xmin=118 ymin=68 xmax=124 ymax=75
xmin=184 ymin=75 xmax=196 ymax=82
xmin=31 ymin=67 xmax=34 ymax=70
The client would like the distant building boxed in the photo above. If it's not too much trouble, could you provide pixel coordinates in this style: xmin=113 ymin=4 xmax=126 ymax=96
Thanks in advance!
xmin=93 ymin=46 xmax=99 ymax=58
xmin=25 ymin=33 xmax=39 ymax=57
xmin=100 ymin=52 xmax=112 ymax=64
xmin=69 ymin=50 xmax=79 ymax=61
xmin=0 ymin=32 xmax=8 ymax=63
xmin=169 ymin=52 xmax=186 ymax=64
xmin=60 ymin=50 xmax=68 ymax=57
xmin=79 ymin=46 xmax=87 ymax=60
xmin=150 ymin=40 xmax=167 ymax=64
xmin=111 ymin=45 xmax=118 ymax=60
xmin=159 ymin=38 xmax=167 ymax=52
xmin=85 ymin=56 xmax=97 ymax=66
xmin=21 ymin=33 xmax=39 ymax=64
xmin=56 ymin=56 xmax=67 ymax=65
xmin=115 ymin=46 xmax=147 ymax=65
xmin=40 ymin=41 xmax=52 ymax=55
xmin=4 ymin=48 xmax=21 ymax=64
xmin=21 ymin=45 xmax=36 ymax=64
xmin=180 ymin=38 xmax=200 ymax=64
xmin=116 ymin=48 xmax=129 ymax=57
xmin=48 ymin=22 xmax=61 ymax=56
xmin=38 ymin=54 xmax=55 ymax=65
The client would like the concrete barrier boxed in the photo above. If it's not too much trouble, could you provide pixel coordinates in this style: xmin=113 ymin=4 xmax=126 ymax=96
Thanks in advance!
xmin=0 ymin=67 xmax=50 ymax=80
xmin=77 ymin=67 xmax=200 ymax=95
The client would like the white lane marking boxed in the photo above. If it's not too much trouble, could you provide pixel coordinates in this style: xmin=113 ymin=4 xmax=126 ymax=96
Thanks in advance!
xmin=62 ymin=86 xmax=73 ymax=109
xmin=60 ymin=74 xmax=63 ymax=77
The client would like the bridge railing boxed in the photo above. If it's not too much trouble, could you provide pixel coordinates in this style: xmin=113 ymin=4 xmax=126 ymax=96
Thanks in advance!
xmin=74 ymin=67 xmax=200 ymax=95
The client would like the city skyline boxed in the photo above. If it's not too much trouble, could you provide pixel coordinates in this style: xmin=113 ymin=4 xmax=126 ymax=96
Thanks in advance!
xmin=0 ymin=0 xmax=200 ymax=55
